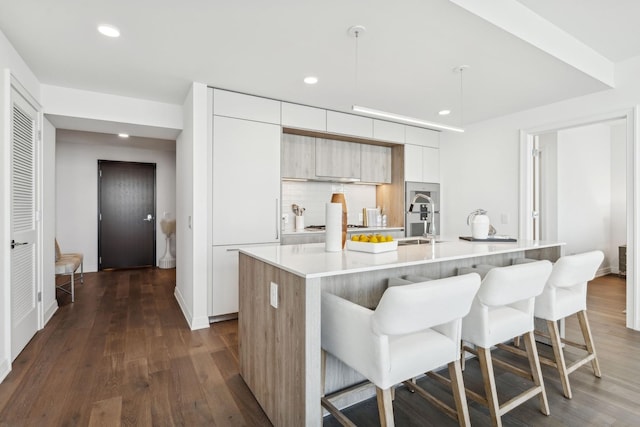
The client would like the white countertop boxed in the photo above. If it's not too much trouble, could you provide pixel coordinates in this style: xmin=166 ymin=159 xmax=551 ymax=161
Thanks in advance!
xmin=240 ymin=238 xmax=564 ymax=279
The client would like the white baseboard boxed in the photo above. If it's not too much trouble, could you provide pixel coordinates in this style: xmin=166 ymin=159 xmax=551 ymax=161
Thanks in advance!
xmin=173 ymin=287 xmax=209 ymax=331
xmin=43 ymin=300 xmax=58 ymax=326
xmin=0 ymin=357 xmax=11 ymax=384
xmin=596 ymin=266 xmax=612 ymax=277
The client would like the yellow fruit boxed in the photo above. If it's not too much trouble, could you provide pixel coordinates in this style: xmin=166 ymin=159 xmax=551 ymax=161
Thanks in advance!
xmin=370 ymin=236 xmax=378 ymax=243
xmin=359 ymin=235 xmax=369 ymax=242
xmin=351 ymin=235 xmax=359 ymax=241
xmin=378 ymin=236 xmax=386 ymax=242
xmin=386 ymin=235 xmax=393 ymax=242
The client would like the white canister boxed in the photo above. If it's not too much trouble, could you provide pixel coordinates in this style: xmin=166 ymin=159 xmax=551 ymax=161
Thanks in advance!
xmin=468 ymin=209 xmax=491 ymax=240
xmin=295 ymin=215 xmax=305 ymax=231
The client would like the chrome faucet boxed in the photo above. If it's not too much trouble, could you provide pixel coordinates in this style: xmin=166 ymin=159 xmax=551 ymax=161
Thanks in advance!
xmin=408 ymin=193 xmax=436 ymax=243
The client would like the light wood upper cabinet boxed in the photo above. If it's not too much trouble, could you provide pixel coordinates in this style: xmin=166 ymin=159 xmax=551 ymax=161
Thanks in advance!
xmin=281 ymin=103 xmax=326 ymax=131
xmin=326 ymin=111 xmax=373 ymax=138
xmin=213 ymin=89 xmax=281 ymax=124
xmin=281 ymin=134 xmax=315 ymax=179
xmin=405 ymin=126 xmax=440 ymax=148
xmin=360 ymin=144 xmax=391 ymax=183
xmin=373 ymin=120 xmax=405 ymax=144
xmin=404 ymin=144 xmax=440 ymax=183
xmin=315 ymin=138 xmax=361 ymax=179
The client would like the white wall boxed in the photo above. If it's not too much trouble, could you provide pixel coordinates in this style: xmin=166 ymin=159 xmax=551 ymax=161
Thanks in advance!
xmin=611 ymin=123 xmax=627 ymax=272
xmin=55 ymin=138 xmax=176 ymax=272
xmin=556 ymin=124 xmax=611 ymax=265
xmin=0 ymin=29 xmax=42 ymax=383
xmin=42 ymin=118 xmax=58 ymax=323
xmin=538 ymin=132 xmax=558 ymax=241
xmin=175 ymin=82 xmax=209 ymax=330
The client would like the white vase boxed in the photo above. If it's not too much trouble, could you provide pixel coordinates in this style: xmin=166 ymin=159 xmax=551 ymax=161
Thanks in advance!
xmin=159 ymin=235 xmax=175 ymax=269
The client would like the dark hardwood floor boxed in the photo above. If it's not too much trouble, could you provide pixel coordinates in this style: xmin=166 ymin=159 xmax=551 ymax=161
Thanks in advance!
xmin=0 ymin=271 xmax=638 ymax=426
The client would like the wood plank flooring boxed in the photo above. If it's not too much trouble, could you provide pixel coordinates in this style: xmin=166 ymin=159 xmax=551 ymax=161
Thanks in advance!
xmin=0 ymin=271 xmax=638 ymax=426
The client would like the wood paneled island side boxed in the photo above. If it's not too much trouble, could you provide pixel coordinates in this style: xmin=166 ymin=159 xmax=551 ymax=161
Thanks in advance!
xmin=238 ymin=240 xmax=564 ymax=426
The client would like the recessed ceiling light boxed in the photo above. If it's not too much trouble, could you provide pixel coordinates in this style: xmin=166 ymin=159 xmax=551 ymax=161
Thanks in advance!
xmin=118 ymin=133 xmax=129 ymax=138
xmin=438 ymin=110 xmax=451 ymax=116
xmin=304 ymin=76 xmax=318 ymax=85
xmin=98 ymin=25 xmax=120 ymax=38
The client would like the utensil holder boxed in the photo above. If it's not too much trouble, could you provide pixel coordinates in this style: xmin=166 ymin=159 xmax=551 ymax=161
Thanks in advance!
xmin=295 ymin=215 xmax=305 ymax=231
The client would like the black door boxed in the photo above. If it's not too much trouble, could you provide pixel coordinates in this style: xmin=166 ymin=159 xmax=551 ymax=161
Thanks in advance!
xmin=98 ymin=160 xmax=156 ymax=270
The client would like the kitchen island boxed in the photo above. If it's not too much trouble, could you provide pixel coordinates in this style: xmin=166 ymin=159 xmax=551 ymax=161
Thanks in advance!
xmin=238 ymin=239 xmax=564 ymax=426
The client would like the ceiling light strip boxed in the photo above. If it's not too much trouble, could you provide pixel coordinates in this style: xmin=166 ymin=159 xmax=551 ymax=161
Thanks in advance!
xmin=352 ymin=105 xmax=464 ymax=133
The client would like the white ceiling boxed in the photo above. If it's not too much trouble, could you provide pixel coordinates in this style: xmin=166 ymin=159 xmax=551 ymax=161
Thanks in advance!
xmin=1 ymin=0 xmax=639 ymax=138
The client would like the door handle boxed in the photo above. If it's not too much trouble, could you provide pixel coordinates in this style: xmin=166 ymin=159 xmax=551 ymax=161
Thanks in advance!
xmin=143 ymin=214 xmax=154 ymax=222
xmin=11 ymin=240 xmax=28 ymax=249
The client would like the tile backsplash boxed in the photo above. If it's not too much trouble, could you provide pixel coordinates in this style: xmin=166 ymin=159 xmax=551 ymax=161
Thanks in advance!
xmin=282 ymin=181 xmax=377 ymax=232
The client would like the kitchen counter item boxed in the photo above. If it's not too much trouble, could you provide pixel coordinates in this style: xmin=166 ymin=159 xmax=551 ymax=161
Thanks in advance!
xmin=346 ymin=240 xmax=398 ymax=253
xmin=459 ymin=236 xmax=517 ymax=242
xmin=330 ymin=193 xmax=347 ymax=248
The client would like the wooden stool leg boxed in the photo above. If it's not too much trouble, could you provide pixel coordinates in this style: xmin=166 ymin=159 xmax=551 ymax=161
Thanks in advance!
xmin=321 ymin=350 xmax=327 ymax=397
xmin=477 ymin=346 xmax=502 ymax=427
xmin=577 ymin=310 xmax=601 ymax=378
xmin=547 ymin=319 xmax=572 ymax=399
xmin=448 ymin=360 xmax=471 ymax=427
xmin=460 ymin=342 xmax=466 ymax=371
xmin=523 ymin=331 xmax=550 ymax=415
xmin=376 ymin=387 xmax=394 ymax=427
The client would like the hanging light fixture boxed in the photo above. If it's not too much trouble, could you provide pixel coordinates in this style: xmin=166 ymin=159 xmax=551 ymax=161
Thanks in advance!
xmin=349 ymin=25 xmax=466 ymax=133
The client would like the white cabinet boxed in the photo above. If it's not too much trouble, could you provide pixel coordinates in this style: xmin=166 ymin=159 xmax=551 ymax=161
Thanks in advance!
xmin=282 ymin=134 xmax=315 ymax=179
xmin=281 ymin=103 xmax=326 ymax=131
xmin=326 ymin=111 xmax=373 ymax=138
xmin=404 ymin=144 xmax=440 ymax=183
xmin=373 ymin=120 xmax=405 ymax=144
xmin=315 ymin=138 xmax=361 ymax=180
xmin=210 ymin=243 xmax=278 ymax=317
xmin=360 ymin=144 xmax=391 ymax=183
xmin=213 ymin=89 xmax=281 ymax=124
xmin=405 ymin=126 xmax=440 ymax=148
xmin=212 ymin=115 xmax=281 ymax=245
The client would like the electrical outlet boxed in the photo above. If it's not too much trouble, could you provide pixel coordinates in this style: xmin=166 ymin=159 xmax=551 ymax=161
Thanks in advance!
xmin=282 ymin=213 xmax=289 ymax=224
xmin=270 ymin=282 xmax=278 ymax=308
xmin=501 ymin=213 xmax=510 ymax=225
xmin=358 ymin=212 xmax=363 ymax=222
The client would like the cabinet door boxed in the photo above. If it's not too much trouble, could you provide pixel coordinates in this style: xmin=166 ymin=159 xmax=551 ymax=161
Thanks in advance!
xmin=422 ymin=146 xmax=440 ymax=183
xmin=373 ymin=120 xmax=405 ymax=143
xmin=404 ymin=144 xmax=423 ymax=182
xmin=360 ymin=144 xmax=391 ymax=183
xmin=212 ymin=116 xmax=281 ymax=245
xmin=406 ymin=126 xmax=440 ymax=148
xmin=282 ymin=134 xmax=315 ymax=179
xmin=316 ymin=139 xmax=361 ymax=179
xmin=281 ymin=103 xmax=326 ymax=131
xmin=326 ymin=111 xmax=373 ymax=138
xmin=210 ymin=243 xmax=278 ymax=317
xmin=213 ymin=89 xmax=281 ymax=124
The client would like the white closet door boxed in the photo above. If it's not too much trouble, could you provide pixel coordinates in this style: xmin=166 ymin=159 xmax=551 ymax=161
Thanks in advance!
xmin=10 ymin=83 xmax=39 ymax=361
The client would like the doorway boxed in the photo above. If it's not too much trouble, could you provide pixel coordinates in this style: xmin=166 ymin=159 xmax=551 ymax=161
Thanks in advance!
xmin=98 ymin=160 xmax=156 ymax=270
xmin=519 ymin=108 xmax=638 ymax=330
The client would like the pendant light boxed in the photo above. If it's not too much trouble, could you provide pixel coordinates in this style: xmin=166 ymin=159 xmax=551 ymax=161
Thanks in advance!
xmin=349 ymin=25 xmax=466 ymax=133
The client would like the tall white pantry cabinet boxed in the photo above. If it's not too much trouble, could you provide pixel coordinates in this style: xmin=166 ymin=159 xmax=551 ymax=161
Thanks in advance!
xmin=210 ymin=89 xmax=281 ymax=318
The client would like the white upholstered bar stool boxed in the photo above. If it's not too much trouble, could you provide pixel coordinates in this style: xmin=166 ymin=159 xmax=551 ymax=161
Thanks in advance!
xmin=460 ymin=261 xmax=552 ymax=427
xmin=526 ymin=250 xmax=604 ymax=399
xmin=321 ymin=274 xmax=481 ymax=427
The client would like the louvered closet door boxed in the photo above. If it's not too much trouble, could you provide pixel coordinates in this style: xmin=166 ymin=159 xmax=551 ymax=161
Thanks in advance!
xmin=10 ymin=85 xmax=39 ymax=361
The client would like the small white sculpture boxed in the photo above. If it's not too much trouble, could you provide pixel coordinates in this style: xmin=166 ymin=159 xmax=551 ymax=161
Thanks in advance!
xmin=159 ymin=218 xmax=176 ymax=269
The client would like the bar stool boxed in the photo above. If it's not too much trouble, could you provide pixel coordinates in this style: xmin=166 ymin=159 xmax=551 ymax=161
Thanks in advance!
xmin=523 ymin=251 xmax=604 ymax=399
xmin=460 ymin=261 xmax=552 ymax=427
xmin=321 ymin=274 xmax=481 ymax=427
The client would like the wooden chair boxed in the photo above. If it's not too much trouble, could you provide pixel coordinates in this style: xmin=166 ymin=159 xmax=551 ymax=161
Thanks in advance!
xmin=321 ymin=274 xmax=481 ymax=427
xmin=55 ymin=239 xmax=83 ymax=302
xmin=460 ymin=261 xmax=552 ymax=427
